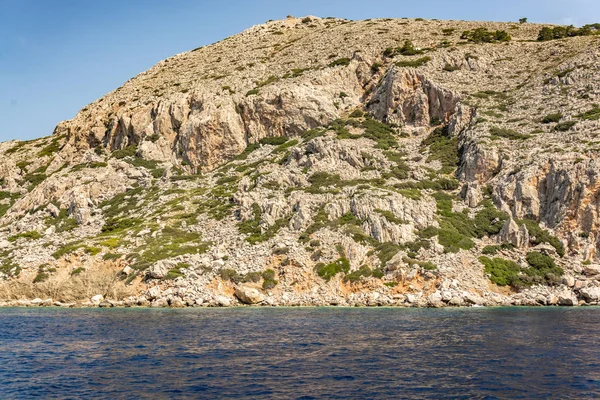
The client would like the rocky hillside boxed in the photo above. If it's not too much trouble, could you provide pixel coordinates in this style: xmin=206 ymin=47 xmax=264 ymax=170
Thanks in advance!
xmin=1 ymin=16 xmax=600 ymax=308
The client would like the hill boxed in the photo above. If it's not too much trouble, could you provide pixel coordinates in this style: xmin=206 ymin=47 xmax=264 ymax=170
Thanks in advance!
xmin=1 ymin=16 xmax=600 ymax=307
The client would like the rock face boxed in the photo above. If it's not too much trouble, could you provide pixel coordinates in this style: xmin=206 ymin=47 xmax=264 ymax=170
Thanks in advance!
xmin=367 ymin=68 xmax=461 ymax=126
xmin=0 ymin=17 xmax=600 ymax=307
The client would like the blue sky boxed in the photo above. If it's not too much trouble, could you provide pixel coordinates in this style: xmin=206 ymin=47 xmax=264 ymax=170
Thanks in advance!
xmin=1 ymin=0 xmax=598 ymax=142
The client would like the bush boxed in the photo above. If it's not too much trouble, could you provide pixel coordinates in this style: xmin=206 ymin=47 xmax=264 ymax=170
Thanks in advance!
xmin=315 ymin=258 xmax=350 ymax=281
xmin=8 ymin=230 xmax=42 ymax=242
xmin=262 ymin=269 xmax=278 ymax=289
xmin=523 ymin=252 xmax=563 ymax=286
xmin=395 ymin=57 xmax=431 ymax=68
xmin=246 ymin=89 xmax=259 ymax=96
xmin=490 ymin=126 xmax=531 ymax=140
xmin=259 ymin=136 xmax=288 ymax=146
xmin=111 ymin=145 xmax=137 ymax=159
xmin=360 ymin=118 xmax=399 ymax=149
xmin=343 ymin=265 xmax=373 ymax=282
xmin=553 ymin=121 xmax=577 ymax=132
xmin=422 ymin=126 xmax=459 ymax=174
xmin=577 ymin=105 xmax=600 ymax=121
xmin=349 ymin=109 xmax=364 ymax=118
xmin=461 ymin=28 xmax=511 ymax=43
xmin=443 ymin=64 xmax=460 ymax=72
xmin=328 ymin=58 xmax=350 ymax=67
xmin=538 ymin=24 xmax=600 ymax=41
xmin=479 ymin=256 xmax=520 ymax=286
xmin=518 ymin=219 xmax=565 ymax=257
xmin=541 ymin=113 xmax=562 ymax=124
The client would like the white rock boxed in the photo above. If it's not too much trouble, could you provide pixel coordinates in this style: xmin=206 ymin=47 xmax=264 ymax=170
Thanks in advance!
xmin=215 ymin=295 xmax=231 ymax=307
xmin=234 ymin=286 xmax=265 ymax=304
xmin=91 ymin=294 xmax=104 ymax=304
xmin=146 ymin=286 xmax=161 ymax=300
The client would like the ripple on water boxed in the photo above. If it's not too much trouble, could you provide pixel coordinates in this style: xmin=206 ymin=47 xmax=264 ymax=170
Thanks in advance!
xmin=0 ymin=307 xmax=599 ymax=399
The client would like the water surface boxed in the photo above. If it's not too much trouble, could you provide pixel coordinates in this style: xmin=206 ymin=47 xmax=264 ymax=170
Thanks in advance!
xmin=1 ymin=307 xmax=599 ymax=399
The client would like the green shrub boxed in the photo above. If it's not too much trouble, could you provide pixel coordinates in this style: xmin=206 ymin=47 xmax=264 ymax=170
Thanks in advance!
xmin=541 ymin=113 xmax=562 ymax=124
xmin=33 ymin=270 xmax=49 ymax=283
xmin=262 ymin=269 xmax=278 ymax=289
xmin=101 ymin=218 xmax=142 ymax=233
xmin=344 ymin=265 xmax=373 ymax=282
xmin=461 ymin=28 xmax=511 ymax=43
xmin=130 ymin=227 xmax=209 ymax=270
xmin=479 ymin=256 xmax=520 ymax=286
xmin=315 ymin=258 xmax=350 ymax=281
xmin=577 ymin=105 xmax=600 ymax=121
xmin=349 ymin=109 xmax=364 ymax=118
xmin=395 ymin=57 xmax=431 ymax=68
xmin=403 ymin=257 xmax=437 ymax=270
xmin=8 ymin=230 xmax=42 ymax=242
xmin=103 ymin=253 xmax=122 ymax=261
xmin=482 ymin=243 xmax=515 ymax=255
xmin=164 ymin=263 xmax=189 ymax=280
xmin=361 ymin=118 xmax=399 ymax=149
xmin=518 ymin=219 xmax=565 ymax=257
xmin=537 ymin=24 xmax=600 ymax=41
xmin=422 ymin=126 xmax=459 ymax=174
xmin=328 ymin=58 xmax=350 ymax=67
xmin=259 ymin=136 xmax=288 ymax=146
xmin=523 ymin=252 xmax=563 ymax=286
xmin=246 ymin=89 xmax=259 ymax=96
xmin=38 ymin=137 xmax=63 ymax=157
xmin=111 ymin=145 xmax=137 ymax=159
xmin=490 ymin=126 xmax=531 ymax=140
xmin=553 ymin=121 xmax=577 ymax=132
xmin=443 ymin=64 xmax=460 ymax=72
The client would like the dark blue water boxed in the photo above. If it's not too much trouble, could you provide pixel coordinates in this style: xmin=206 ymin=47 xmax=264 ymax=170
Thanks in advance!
xmin=0 ymin=307 xmax=599 ymax=399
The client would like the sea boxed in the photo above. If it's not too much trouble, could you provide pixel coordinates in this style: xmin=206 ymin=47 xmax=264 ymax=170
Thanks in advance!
xmin=0 ymin=307 xmax=599 ymax=399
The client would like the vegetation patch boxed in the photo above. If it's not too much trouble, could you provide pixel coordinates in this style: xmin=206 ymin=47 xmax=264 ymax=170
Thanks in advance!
xmin=8 ymin=230 xmax=42 ymax=242
xmin=421 ymin=126 xmax=459 ymax=174
xmin=518 ymin=219 xmax=565 ymax=257
xmin=315 ymin=258 xmax=350 ymax=282
xmin=490 ymin=126 xmax=531 ymax=140
xmin=553 ymin=121 xmax=577 ymax=132
xmin=577 ymin=105 xmax=600 ymax=121
xmin=537 ymin=24 xmax=600 ymax=41
xmin=541 ymin=113 xmax=562 ymax=124
xmin=130 ymin=227 xmax=210 ymax=270
xmin=395 ymin=57 xmax=431 ymax=68
xmin=461 ymin=28 xmax=511 ymax=43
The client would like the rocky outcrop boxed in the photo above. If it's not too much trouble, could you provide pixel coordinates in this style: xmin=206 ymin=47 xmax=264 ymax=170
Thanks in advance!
xmin=367 ymin=68 xmax=461 ymax=127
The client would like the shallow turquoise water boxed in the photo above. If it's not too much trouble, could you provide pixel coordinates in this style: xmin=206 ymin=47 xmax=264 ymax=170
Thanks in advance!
xmin=0 ymin=307 xmax=599 ymax=399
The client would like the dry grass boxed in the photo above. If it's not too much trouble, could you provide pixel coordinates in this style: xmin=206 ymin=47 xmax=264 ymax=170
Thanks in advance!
xmin=0 ymin=265 xmax=137 ymax=302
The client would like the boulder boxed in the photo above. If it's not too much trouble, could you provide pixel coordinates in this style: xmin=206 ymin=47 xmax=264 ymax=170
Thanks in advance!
xmin=91 ymin=294 xmax=104 ymax=304
xmin=580 ymin=287 xmax=600 ymax=302
xmin=147 ymin=262 xmax=169 ymax=279
xmin=145 ymin=286 xmax=161 ymax=300
xmin=214 ymin=295 xmax=231 ymax=307
xmin=30 ymin=298 xmax=43 ymax=306
xmin=558 ymin=292 xmax=577 ymax=306
xmin=234 ymin=286 xmax=265 ymax=305
xmin=168 ymin=297 xmax=186 ymax=308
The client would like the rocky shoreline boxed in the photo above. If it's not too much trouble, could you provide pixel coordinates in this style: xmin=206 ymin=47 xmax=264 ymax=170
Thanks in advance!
xmin=2 ymin=283 xmax=598 ymax=309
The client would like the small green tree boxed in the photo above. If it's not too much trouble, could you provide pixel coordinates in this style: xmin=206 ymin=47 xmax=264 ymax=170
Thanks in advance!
xmin=537 ymin=27 xmax=554 ymax=41
xmin=519 ymin=17 xmax=528 ymax=24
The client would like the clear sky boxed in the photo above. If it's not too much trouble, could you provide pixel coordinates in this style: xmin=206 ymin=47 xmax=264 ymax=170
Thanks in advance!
xmin=1 ymin=0 xmax=598 ymax=142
